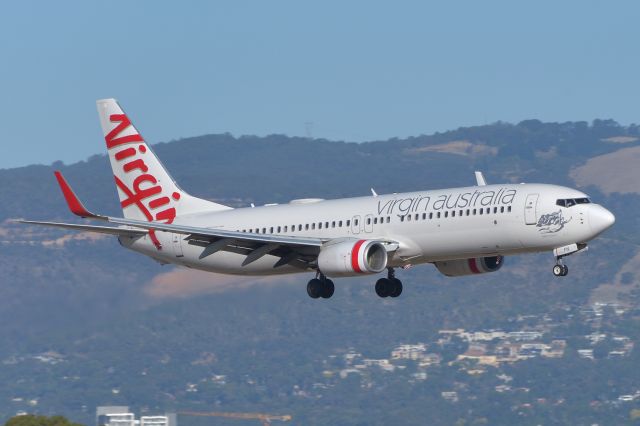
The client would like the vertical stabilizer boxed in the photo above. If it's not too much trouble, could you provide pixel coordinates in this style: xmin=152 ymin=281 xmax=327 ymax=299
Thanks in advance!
xmin=96 ymin=99 xmax=231 ymax=225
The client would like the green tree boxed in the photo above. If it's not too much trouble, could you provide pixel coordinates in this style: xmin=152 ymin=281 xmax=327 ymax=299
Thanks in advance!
xmin=4 ymin=415 xmax=84 ymax=426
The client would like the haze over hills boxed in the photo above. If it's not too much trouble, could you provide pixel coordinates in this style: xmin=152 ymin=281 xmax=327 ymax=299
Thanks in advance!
xmin=0 ymin=119 xmax=639 ymax=425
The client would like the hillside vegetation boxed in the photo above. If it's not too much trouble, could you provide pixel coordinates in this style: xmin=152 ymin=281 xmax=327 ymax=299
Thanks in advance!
xmin=0 ymin=119 xmax=638 ymax=425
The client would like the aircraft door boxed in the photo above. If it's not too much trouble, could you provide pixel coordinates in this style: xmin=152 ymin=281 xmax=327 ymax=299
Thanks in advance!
xmin=172 ymin=233 xmax=184 ymax=257
xmin=364 ymin=214 xmax=374 ymax=233
xmin=524 ymin=194 xmax=539 ymax=225
xmin=351 ymin=215 xmax=361 ymax=234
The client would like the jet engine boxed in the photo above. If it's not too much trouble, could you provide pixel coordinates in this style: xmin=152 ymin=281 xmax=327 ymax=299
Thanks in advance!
xmin=434 ymin=256 xmax=504 ymax=277
xmin=318 ymin=239 xmax=388 ymax=277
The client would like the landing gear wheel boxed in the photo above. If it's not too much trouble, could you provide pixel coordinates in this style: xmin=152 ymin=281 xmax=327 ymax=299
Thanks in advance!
xmin=321 ymin=279 xmax=335 ymax=299
xmin=553 ymin=265 xmax=564 ymax=277
xmin=375 ymin=278 xmax=391 ymax=298
xmin=389 ymin=278 xmax=403 ymax=298
xmin=307 ymin=278 xmax=322 ymax=298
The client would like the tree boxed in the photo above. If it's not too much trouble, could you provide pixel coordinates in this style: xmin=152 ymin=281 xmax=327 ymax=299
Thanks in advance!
xmin=4 ymin=415 xmax=84 ymax=426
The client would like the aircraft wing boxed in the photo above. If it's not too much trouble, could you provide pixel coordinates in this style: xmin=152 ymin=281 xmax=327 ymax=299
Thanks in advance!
xmin=108 ymin=216 xmax=327 ymax=268
xmin=24 ymin=172 xmax=400 ymax=269
xmin=107 ymin=216 xmax=325 ymax=246
xmin=19 ymin=220 xmax=147 ymax=237
xmin=23 ymin=172 xmax=341 ymax=269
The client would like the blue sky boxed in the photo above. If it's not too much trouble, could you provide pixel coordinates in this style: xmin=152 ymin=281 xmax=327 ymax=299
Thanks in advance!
xmin=1 ymin=1 xmax=639 ymax=169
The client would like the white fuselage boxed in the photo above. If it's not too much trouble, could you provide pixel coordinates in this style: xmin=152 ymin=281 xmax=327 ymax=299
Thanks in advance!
xmin=120 ymin=183 xmax=614 ymax=277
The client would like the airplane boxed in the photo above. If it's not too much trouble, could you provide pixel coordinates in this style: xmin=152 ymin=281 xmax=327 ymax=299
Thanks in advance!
xmin=21 ymin=99 xmax=616 ymax=299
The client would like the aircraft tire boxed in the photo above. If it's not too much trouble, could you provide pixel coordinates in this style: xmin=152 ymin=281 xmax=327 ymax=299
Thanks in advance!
xmin=562 ymin=265 xmax=569 ymax=276
xmin=389 ymin=278 xmax=403 ymax=298
xmin=321 ymin=279 xmax=335 ymax=299
xmin=553 ymin=265 xmax=564 ymax=277
xmin=375 ymin=278 xmax=391 ymax=298
xmin=307 ymin=278 xmax=322 ymax=298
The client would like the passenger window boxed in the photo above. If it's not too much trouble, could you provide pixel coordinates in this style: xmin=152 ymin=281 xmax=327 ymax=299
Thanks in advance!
xmin=305 ymin=224 xmax=309 ymax=230
xmin=277 ymin=226 xmax=281 ymax=233
xmin=386 ymin=217 xmax=391 ymax=223
xmin=325 ymin=222 xmax=329 ymax=228
xmin=318 ymin=223 xmax=322 ymax=229
xmin=437 ymin=212 xmax=441 ymax=219
xmin=400 ymin=216 xmax=405 ymax=222
xmin=270 ymin=227 xmax=274 ymax=233
xmin=339 ymin=220 xmax=343 ymax=227
xmin=486 ymin=208 xmax=490 ymax=214
xmin=452 ymin=211 xmax=456 ymax=217
xmin=373 ymin=218 xmax=377 ymax=225
xmin=332 ymin=221 xmax=336 ymax=228
xmin=355 ymin=219 xmax=359 ymax=226
xmin=347 ymin=220 xmax=351 ymax=227
xmin=493 ymin=207 xmax=498 ymax=214
xmin=298 ymin=225 xmax=302 ymax=231
xmin=415 ymin=214 xmax=419 ymax=220
xmin=367 ymin=218 xmax=371 ymax=225
xmin=459 ymin=210 xmax=463 ymax=216
xmin=312 ymin=223 xmax=316 ymax=230
xmin=444 ymin=211 xmax=448 ymax=218
xmin=407 ymin=215 xmax=412 ymax=222
xmin=466 ymin=209 xmax=470 ymax=216
xmin=479 ymin=209 xmax=483 ymax=215
xmin=500 ymin=206 xmax=504 ymax=213
xmin=262 ymin=227 xmax=267 ymax=233
xmin=429 ymin=212 xmax=433 ymax=219
xmin=507 ymin=206 xmax=512 ymax=212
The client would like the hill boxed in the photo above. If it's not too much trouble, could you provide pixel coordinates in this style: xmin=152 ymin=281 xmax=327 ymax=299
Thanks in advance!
xmin=0 ymin=119 xmax=639 ymax=425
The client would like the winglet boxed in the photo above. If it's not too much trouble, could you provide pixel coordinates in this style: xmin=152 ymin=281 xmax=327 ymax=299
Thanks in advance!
xmin=54 ymin=171 xmax=100 ymax=218
xmin=475 ymin=171 xmax=487 ymax=186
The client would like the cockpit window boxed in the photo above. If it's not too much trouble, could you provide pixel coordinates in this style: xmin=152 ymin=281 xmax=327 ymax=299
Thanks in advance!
xmin=556 ymin=197 xmax=591 ymax=208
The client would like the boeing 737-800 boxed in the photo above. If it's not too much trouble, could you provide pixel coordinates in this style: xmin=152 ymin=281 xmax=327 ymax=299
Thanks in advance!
xmin=21 ymin=99 xmax=616 ymax=299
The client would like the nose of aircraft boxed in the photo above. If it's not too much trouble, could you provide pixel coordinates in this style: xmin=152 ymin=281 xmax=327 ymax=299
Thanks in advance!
xmin=589 ymin=205 xmax=615 ymax=236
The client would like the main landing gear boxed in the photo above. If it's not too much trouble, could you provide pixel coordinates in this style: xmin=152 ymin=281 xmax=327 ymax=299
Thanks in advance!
xmin=307 ymin=273 xmax=335 ymax=299
xmin=375 ymin=268 xmax=403 ymax=298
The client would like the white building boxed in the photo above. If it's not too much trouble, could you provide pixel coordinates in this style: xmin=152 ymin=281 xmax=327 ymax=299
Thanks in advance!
xmin=97 ymin=408 xmax=176 ymax=426
xmin=391 ymin=344 xmax=427 ymax=360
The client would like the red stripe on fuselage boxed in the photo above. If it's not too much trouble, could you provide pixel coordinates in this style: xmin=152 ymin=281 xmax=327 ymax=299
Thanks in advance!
xmin=351 ymin=240 xmax=366 ymax=273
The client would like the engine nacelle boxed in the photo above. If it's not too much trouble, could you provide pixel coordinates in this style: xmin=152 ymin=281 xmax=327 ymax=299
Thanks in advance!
xmin=434 ymin=256 xmax=504 ymax=277
xmin=318 ymin=239 xmax=388 ymax=277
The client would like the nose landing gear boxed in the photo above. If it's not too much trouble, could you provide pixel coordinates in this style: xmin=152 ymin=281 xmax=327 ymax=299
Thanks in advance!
xmin=551 ymin=243 xmax=587 ymax=277
xmin=553 ymin=263 xmax=569 ymax=277
xmin=375 ymin=268 xmax=403 ymax=298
